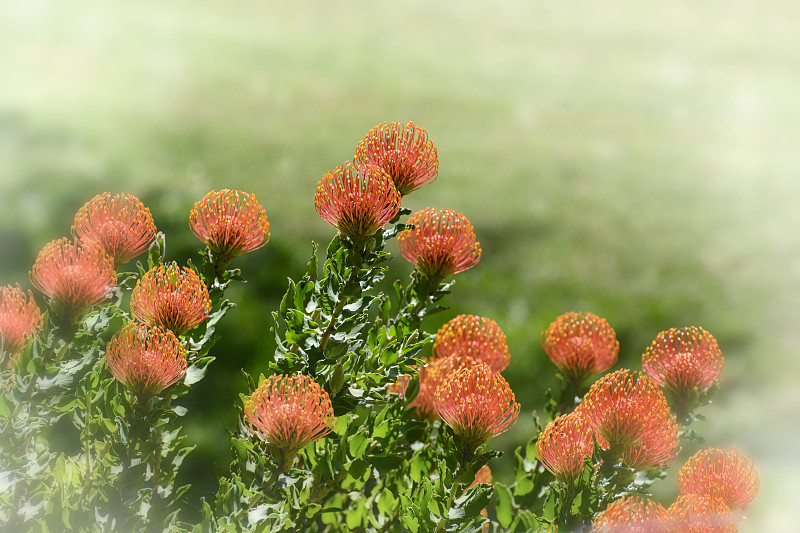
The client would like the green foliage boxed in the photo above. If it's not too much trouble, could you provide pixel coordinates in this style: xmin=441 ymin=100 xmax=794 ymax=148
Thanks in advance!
xmin=0 ymin=184 xmax=752 ymax=532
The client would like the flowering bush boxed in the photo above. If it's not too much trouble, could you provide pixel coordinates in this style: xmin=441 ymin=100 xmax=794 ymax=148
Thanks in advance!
xmin=0 ymin=122 xmax=758 ymax=532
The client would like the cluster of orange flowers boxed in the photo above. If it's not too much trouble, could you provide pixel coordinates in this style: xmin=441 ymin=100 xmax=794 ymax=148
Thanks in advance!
xmin=2 ymin=188 xmax=270 ymax=400
xmin=2 ymin=120 xmax=759 ymax=528
xmin=314 ymin=122 xmax=481 ymax=281
xmin=533 ymin=310 xmax=758 ymax=530
xmin=592 ymin=448 xmax=758 ymax=531
xmin=242 ymin=122 xmax=501 ymax=469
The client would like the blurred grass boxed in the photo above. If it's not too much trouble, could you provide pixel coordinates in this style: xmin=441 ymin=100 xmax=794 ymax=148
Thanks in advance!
xmin=2 ymin=1 xmax=799 ymax=529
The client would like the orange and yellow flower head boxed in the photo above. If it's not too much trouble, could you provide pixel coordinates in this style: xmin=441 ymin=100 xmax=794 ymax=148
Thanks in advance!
xmin=678 ymin=448 xmax=759 ymax=512
xmin=243 ymin=374 xmax=336 ymax=456
xmin=541 ymin=311 xmax=619 ymax=385
xmin=397 ymin=208 xmax=481 ymax=281
xmin=105 ymin=323 xmax=187 ymax=398
xmin=576 ymin=369 xmax=679 ymax=471
xmin=408 ymin=355 xmax=479 ymax=420
xmin=536 ymin=413 xmax=595 ymax=485
xmin=433 ymin=315 xmax=510 ymax=372
xmin=592 ymin=496 xmax=671 ymax=533
xmin=434 ymin=362 xmax=520 ymax=450
xmin=73 ymin=192 xmax=156 ymax=267
xmin=0 ymin=285 xmax=43 ymax=355
xmin=30 ymin=238 xmax=116 ymax=324
xmin=189 ymin=189 xmax=270 ymax=261
xmin=642 ymin=326 xmax=724 ymax=399
xmin=315 ymin=162 xmax=401 ymax=243
xmin=130 ymin=263 xmax=211 ymax=335
xmin=669 ymin=494 xmax=736 ymax=533
xmin=354 ymin=121 xmax=438 ymax=196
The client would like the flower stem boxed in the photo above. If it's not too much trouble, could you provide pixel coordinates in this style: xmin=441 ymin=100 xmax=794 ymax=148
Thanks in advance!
xmin=434 ymin=480 xmax=462 ymax=533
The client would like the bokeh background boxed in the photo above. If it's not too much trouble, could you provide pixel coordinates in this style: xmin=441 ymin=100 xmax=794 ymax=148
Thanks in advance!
xmin=2 ymin=1 xmax=798 ymax=530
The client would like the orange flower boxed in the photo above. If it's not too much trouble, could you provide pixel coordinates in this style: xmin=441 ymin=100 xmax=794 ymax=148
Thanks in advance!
xmin=433 ymin=315 xmax=510 ymax=372
xmin=354 ymin=121 xmax=438 ymax=196
xmin=469 ymin=465 xmax=493 ymax=488
xmin=396 ymin=208 xmax=481 ymax=281
xmin=244 ymin=374 xmax=335 ymax=470
xmin=0 ymin=285 xmax=42 ymax=355
xmin=669 ymin=495 xmax=736 ymax=533
xmin=575 ymin=369 xmax=679 ymax=471
xmin=541 ymin=311 xmax=619 ymax=386
xmin=30 ymin=238 xmax=116 ymax=324
xmin=536 ymin=413 xmax=595 ymax=484
xmin=592 ymin=496 xmax=671 ymax=532
xmin=105 ymin=323 xmax=187 ymax=398
xmin=434 ymin=362 xmax=520 ymax=450
xmin=189 ymin=189 xmax=270 ymax=263
xmin=315 ymin=162 xmax=401 ymax=243
xmin=73 ymin=192 xmax=156 ymax=267
xmin=679 ymin=448 xmax=759 ymax=511
xmin=130 ymin=263 xmax=211 ymax=335
xmin=642 ymin=327 xmax=724 ymax=403
xmin=409 ymin=355 xmax=479 ymax=420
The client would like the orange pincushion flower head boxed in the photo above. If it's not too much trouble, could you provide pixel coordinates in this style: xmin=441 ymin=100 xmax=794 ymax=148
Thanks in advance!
xmin=73 ymin=192 xmax=156 ymax=267
xmin=243 ymin=374 xmax=335 ymax=470
xmin=541 ymin=311 xmax=619 ymax=385
xmin=189 ymin=189 xmax=270 ymax=261
xmin=396 ymin=208 xmax=481 ymax=281
xmin=354 ymin=121 xmax=438 ymax=196
xmin=30 ymin=238 xmax=116 ymax=325
xmin=105 ymin=323 xmax=187 ymax=398
xmin=434 ymin=362 xmax=520 ymax=451
xmin=592 ymin=496 xmax=671 ymax=533
xmin=536 ymin=413 xmax=595 ymax=485
xmin=669 ymin=495 xmax=736 ymax=533
xmin=642 ymin=326 xmax=724 ymax=399
xmin=314 ymin=161 xmax=401 ymax=244
xmin=130 ymin=263 xmax=211 ymax=335
xmin=679 ymin=448 xmax=759 ymax=511
xmin=433 ymin=315 xmax=510 ymax=372
xmin=410 ymin=355 xmax=479 ymax=420
xmin=575 ymin=369 xmax=679 ymax=471
xmin=0 ymin=285 xmax=43 ymax=356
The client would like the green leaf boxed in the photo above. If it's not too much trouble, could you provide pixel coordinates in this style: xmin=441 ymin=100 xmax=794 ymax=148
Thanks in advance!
xmin=348 ymin=433 xmax=369 ymax=459
xmin=185 ymin=356 xmax=215 ymax=385
xmin=495 ymin=484 xmax=514 ymax=528
xmin=377 ymin=489 xmax=396 ymax=516
xmin=347 ymin=459 xmax=370 ymax=481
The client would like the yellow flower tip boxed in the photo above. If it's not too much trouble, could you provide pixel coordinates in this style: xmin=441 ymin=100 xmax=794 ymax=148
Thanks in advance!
xmin=354 ymin=121 xmax=438 ymax=196
xmin=130 ymin=263 xmax=211 ymax=335
xmin=396 ymin=207 xmax=481 ymax=280
xmin=73 ymin=192 xmax=157 ymax=267
xmin=433 ymin=314 xmax=510 ymax=372
xmin=314 ymin=161 xmax=401 ymax=242
xmin=189 ymin=189 xmax=270 ymax=260
xmin=541 ymin=311 xmax=619 ymax=385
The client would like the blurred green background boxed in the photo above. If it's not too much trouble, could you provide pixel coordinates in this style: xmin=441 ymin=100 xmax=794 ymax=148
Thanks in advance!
xmin=2 ymin=1 xmax=798 ymax=529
